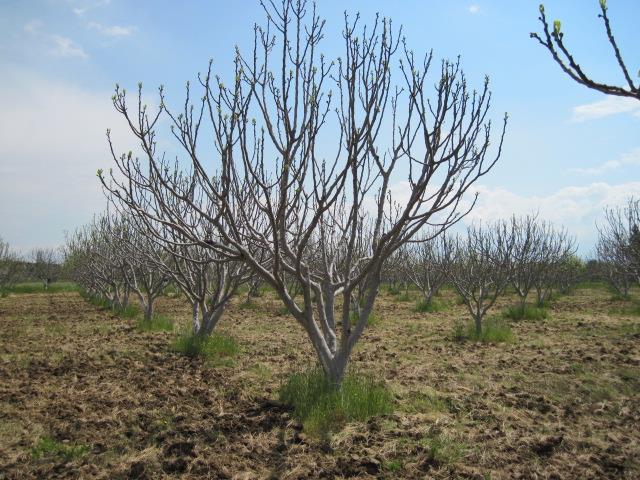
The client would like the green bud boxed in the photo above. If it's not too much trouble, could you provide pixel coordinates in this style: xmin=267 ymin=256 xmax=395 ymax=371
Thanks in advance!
xmin=96 ymin=168 xmax=103 ymax=177
xmin=599 ymin=0 xmax=606 ymax=9
xmin=553 ymin=20 xmax=561 ymax=35
xmin=539 ymin=4 xmax=544 ymax=13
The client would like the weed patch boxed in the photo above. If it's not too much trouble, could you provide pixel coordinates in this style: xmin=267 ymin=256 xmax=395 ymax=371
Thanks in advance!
xmin=396 ymin=292 xmax=413 ymax=302
xmin=136 ymin=314 xmax=174 ymax=332
xmin=415 ymin=298 xmax=446 ymax=313
xmin=279 ymin=368 xmax=393 ymax=437
xmin=350 ymin=310 xmax=381 ymax=328
xmin=238 ymin=300 xmax=261 ymax=311
xmin=452 ymin=318 xmax=514 ymax=344
xmin=503 ymin=303 xmax=548 ymax=321
xmin=420 ymin=432 xmax=465 ymax=465
xmin=172 ymin=331 xmax=239 ymax=365
xmin=31 ymin=437 xmax=90 ymax=462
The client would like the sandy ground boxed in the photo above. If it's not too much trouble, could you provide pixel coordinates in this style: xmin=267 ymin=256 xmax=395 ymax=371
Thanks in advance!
xmin=0 ymin=285 xmax=639 ymax=479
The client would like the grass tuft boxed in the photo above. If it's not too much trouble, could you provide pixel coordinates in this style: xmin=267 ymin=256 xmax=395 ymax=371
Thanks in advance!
xmin=396 ymin=292 xmax=413 ymax=302
xmin=136 ymin=314 xmax=174 ymax=332
xmin=172 ymin=331 xmax=238 ymax=365
xmin=238 ymin=300 xmax=261 ymax=311
xmin=350 ymin=310 xmax=381 ymax=328
xmin=384 ymin=459 xmax=403 ymax=472
xmin=279 ymin=368 xmax=393 ymax=437
xmin=452 ymin=317 xmax=514 ymax=344
xmin=386 ymin=285 xmax=403 ymax=296
xmin=503 ymin=303 xmax=548 ymax=321
xmin=420 ymin=432 xmax=465 ymax=465
xmin=115 ymin=304 xmax=140 ymax=319
xmin=31 ymin=437 xmax=90 ymax=462
xmin=79 ymin=291 xmax=140 ymax=318
xmin=415 ymin=298 xmax=445 ymax=313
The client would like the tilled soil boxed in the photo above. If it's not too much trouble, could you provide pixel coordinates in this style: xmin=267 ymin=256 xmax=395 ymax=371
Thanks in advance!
xmin=0 ymin=287 xmax=638 ymax=479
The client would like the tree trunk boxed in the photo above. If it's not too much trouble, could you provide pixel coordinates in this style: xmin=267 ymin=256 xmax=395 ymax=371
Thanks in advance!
xmin=474 ymin=314 xmax=482 ymax=337
xmin=191 ymin=302 xmax=201 ymax=335
xmin=423 ymin=289 xmax=434 ymax=306
xmin=144 ymin=300 xmax=154 ymax=321
xmin=200 ymin=305 xmax=225 ymax=337
xmin=324 ymin=354 xmax=348 ymax=386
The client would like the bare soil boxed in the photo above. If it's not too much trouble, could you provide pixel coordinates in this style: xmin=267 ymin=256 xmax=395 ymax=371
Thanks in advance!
xmin=0 ymin=286 xmax=639 ymax=479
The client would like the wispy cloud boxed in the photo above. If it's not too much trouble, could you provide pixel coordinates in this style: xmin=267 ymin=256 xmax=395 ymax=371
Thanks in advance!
xmin=70 ymin=0 xmax=112 ymax=17
xmin=87 ymin=21 xmax=137 ymax=38
xmin=572 ymin=96 xmax=640 ymax=122
xmin=50 ymin=35 xmax=89 ymax=58
xmin=569 ymin=148 xmax=640 ymax=175
xmin=468 ymin=4 xmax=481 ymax=14
xmin=24 ymin=19 xmax=89 ymax=59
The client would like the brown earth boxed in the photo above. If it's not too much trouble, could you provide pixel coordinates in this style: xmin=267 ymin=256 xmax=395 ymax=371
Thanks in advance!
xmin=0 ymin=285 xmax=639 ymax=479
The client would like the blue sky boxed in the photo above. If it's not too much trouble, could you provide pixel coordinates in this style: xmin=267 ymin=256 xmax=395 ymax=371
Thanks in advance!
xmin=0 ymin=0 xmax=638 ymax=255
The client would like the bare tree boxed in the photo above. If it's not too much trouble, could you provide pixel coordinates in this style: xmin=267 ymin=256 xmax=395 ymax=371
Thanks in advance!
xmin=101 ymin=0 xmax=507 ymax=384
xmin=531 ymin=226 xmax=576 ymax=306
xmin=142 ymin=224 xmax=252 ymax=337
xmin=531 ymin=1 xmax=639 ymax=100
xmin=65 ymin=216 xmax=132 ymax=310
xmin=381 ymin=246 xmax=412 ymax=295
xmin=508 ymin=214 xmax=576 ymax=310
xmin=406 ymin=232 xmax=454 ymax=307
xmin=106 ymin=215 xmax=171 ymax=321
xmin=596 ymin=197 xmax=640 ymax=297
xmin=555 ymin=254 xmax=584 ymax=294
xmin=30 ymin=248 xmax=60 ymax=290
xmin=0 ymin=237 xmax=21 ymax=294
xmin=448 ymin=222 xmax=514 ymax=336
xmin=509 ymin=214 xmax=543 ymax=312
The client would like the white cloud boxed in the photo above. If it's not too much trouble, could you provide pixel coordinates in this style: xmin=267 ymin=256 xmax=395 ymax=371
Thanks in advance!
xmin=572 ymin=96 xmax=640 ymax=122
xmin=569 ymin=147 xmax=640 ymax=175
xmin=24 ymin=20 xmax=88 ymax=59
xmin=70 ymin=0 xmax=112 ymax=17
xmin=50 ymin=34 xmax=89 ymax=58
xmin=87 ymin=21 xmax=137 ymax=37
xmin=462 ymin=182 xmax=640 ymax=254
xmin=468 ymin=4 xmax=481 ymax=14
xmin=0 ymin=68 xmax=134 ymax=251
xmin=363 ymin=177 xmax=637 ymax=254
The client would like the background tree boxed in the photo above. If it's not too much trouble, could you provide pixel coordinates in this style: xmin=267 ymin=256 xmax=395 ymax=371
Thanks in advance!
xmin=30 ymin=248 xmax=60 ymax=290
xmin=596 ymin=197 xmax=640 ymax=297
xmin=0 ymin=236 xmax=21 ymax=294
xmin=531 ymin=226 xmax=576 ymax=306
xmin=531 ymin=1 xmax=639 ymax=100
xmin=509 ymin=214 xmax=547 ymax=313
xmin=406 ymin=232 xmax=454 ymax=308
xmin=448 ymin=222 xmax=514 ymax=336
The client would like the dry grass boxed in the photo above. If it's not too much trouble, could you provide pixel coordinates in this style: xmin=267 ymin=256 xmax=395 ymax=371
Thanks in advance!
xmin=0 ymin=286 xmax=638 ymax=478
